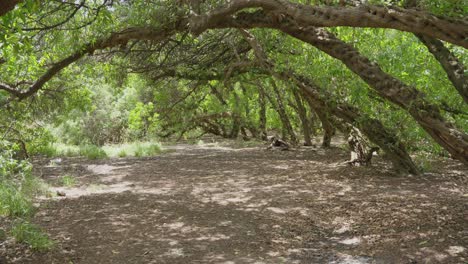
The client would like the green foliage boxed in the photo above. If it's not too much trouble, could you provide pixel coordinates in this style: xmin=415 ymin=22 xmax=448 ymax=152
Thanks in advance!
xmin=33 ymin=144 xmax=58 ymax=158
xmin=118 ymin=150 xmax=128 ymax=158
xmin=11 ymin=221 xmax=54 ymax=251
xmin=133 ymin=142 xmax=162 ymax=157
xmin=0 ymin=144 xmax=43 ymax=218
xmin=0 ymin=143 xmax=51 ymax=251
xmin=128 ymin=102 xmax=159 ymax=140
xmin=0 ymin=183 xmax=34 ymax=217
xmin=0 ymin=0 xmax=466 ymax=173
xmin=79 ymin=145 xmax=108 ymax=160
xmin=59 ymin=175 xmax=77 ymax=187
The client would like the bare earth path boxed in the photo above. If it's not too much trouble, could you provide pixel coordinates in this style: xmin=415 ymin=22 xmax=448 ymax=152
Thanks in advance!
xmin=2 ymin=142 xmax=468 ymax=263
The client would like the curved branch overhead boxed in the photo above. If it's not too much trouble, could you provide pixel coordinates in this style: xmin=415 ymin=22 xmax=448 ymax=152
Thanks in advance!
xmin=219 ymin=11 xmax=468 ymax=164
xmin=0 ymin=1 xmax=467 ymax=165
xmin=192 ymin=0 xmax=468 ymax=48
xmin=3 ymin=1 xmax=467 ymax=100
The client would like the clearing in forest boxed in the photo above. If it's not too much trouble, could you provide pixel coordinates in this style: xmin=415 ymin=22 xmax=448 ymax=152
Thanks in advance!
xmin=1 ymin=142 xmax=467 ymax=263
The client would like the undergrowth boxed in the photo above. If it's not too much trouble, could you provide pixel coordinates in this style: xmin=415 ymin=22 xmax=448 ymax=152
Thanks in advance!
xmin=0 ymin=142 xmax=54 ymax=251
xmin=10 ymin=221 xmax=55 ymax=251
xmin=35 ymin=142 xmax=163 ymax=159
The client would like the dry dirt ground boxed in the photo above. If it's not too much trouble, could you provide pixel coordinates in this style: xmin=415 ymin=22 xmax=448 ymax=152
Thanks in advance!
xmin=1 ymin=141 xmax=467 ymax=263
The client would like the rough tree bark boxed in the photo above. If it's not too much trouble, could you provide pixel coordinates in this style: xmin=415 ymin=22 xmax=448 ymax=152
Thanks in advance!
xmin=229 ymin=87 xmax=242 ymax=139
xmin=2 ymin=3 xmax=466 ymax=163
xmin=305 ymin=99 xmax=335 ymax=148
xmin=268 ymin=79 xmax=298 ymax=144
xmin=403 ymin=0 xmax=468 ymax=103
xmin=346 ymin=127 xmax=380 ymax=166
xmin=0 ymin=0 xmax=20 ymax=16
xmin=257 ymin=84 xmax=268 ymax=140
xmin=192 ymin=0 xmax=468 ymax=48
xmin=240 ymin=29 xmax=419 ymax=174
xmin=295 ymin=74 xmax=420 ymax=174
xmin=292 ymin=89 xmax=313 ymax=146
xmin=225 ymin=12 xmax=468 ymax=165
xmin=0 ymin=25 xmax=186 ymax=100
xmin=416 ymin=35 xmax=468 ymax=104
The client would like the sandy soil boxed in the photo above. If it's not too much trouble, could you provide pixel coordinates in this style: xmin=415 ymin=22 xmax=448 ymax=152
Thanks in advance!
xmin=1 ymin=141 xmax=467 ymax=263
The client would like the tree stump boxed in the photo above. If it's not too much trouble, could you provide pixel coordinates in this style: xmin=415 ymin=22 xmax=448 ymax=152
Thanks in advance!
xmin=346 ymin=128 xmax=379 ymax=166
xmin=267 ymin=136 xmax=290 ymax=151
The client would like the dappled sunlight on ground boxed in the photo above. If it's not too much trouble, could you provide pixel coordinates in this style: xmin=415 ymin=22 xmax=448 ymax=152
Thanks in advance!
xmin=2 ymin=141 xmax=466 ymax=263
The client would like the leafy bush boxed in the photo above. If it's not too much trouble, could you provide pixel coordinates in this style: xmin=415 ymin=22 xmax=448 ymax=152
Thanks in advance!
xmin=0 ymin=146 xmax=38 ymax=217
xmin=33 ymin=144 xmax=58 ymax=158
xmin=11 ymin=221 xmax=54 ymax=251
xmin=0 ymin=184 xmax=34 ymax=217
xmin=0 ymin=142 xmax=52 ymax=251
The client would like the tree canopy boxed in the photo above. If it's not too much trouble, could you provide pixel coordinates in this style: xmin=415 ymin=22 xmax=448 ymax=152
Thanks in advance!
xmin=0 ymin=0 xmax=467 ymax=174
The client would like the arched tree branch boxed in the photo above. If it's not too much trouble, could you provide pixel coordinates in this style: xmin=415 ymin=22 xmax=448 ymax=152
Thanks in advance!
xmin=192 ymin=0 xmax=468 ymax=48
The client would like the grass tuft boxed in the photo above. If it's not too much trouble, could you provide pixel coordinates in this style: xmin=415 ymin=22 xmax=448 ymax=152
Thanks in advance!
xmin=32 ymin=142 xmax=163 ymax=159
xmin=79 ymin=145 xmax=108 ymax=160
xmin=59 ymin=175 xmax=77 ymax=187
xmin=0 ymin=184 xmax=34 ymax=217
xmin=118 ymin=150 xmax=127 ymax=158
xmin=102 ymin=141 xmax=163 ymax=158
xmin=11 ymin=221 xmax=54 ymax=251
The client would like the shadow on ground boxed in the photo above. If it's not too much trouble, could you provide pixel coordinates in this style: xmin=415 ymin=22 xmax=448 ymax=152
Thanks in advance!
xmin=2 ymin=142 xmax=467 ymax=263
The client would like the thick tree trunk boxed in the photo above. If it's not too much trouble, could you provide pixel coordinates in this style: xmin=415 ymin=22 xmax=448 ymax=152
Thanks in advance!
xmin=278 ymin=25 xmax=468 ymax=164
xmin=416 ymin=34 xmax=468 ymax=103
xmin=230 ymin=90 xmax=242 ymax=139
xmin=296 ymin=76 xmax=420 ymax=174
xmin=317 ymin=108 xmax=335 ymax=148
xmin=292 ymin=89 xmax=313 ymax=146
xmin=258 ymin=84 xmax=268 ymax=140
xmin=404 ymin=0 xmax=467 ymax=104
xmin=0 ymin=0 xmax=20 ymax=16
xmin=240 ymin=85 xmax=259 ymax=139
xmin=303 ymin=97 xmax=335 ymax=148
xmin=239 ymin=28 xmax=419 ymax=174
xmin=262 ymin=79 xmax=297 ymax=144
xmin=346 ymin=127 xmax=379 ymax=166
xmin=228 ymin=13 xmax=467 ymax=164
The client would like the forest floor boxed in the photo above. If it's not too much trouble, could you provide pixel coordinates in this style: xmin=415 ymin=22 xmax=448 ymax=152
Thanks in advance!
xmin=1 ymin=140 xmax=467 ymax=264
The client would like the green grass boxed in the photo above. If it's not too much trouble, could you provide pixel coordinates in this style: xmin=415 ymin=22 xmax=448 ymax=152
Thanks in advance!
xmin=0 ymin=184 xmax=34 ymax=217
xmin=33 ymin=144 xmax=58 ymax=158
xmin=79 ymin=145 xmax=108 ymax=160
xmin=38 ymin=142 xmax=163 ymax=159
xmin=11 ymin=221 xmax=54 ymax=251
xmin=102 ymin=141 xmax=163 ymax=158
xmin=1 ymin=146 xmax=53 ymax=252
xmin=118 ymin=150 xmax=127 ymax=158
xmin=59 ymin=175 xmax=77 ymax=187
xmin=0 ymin=164 xmax=47 ymax=218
